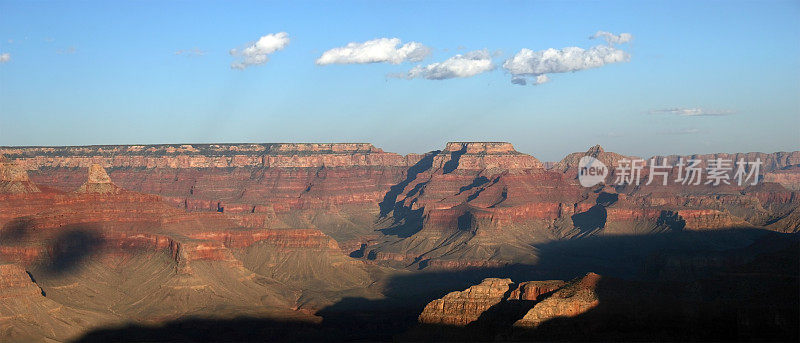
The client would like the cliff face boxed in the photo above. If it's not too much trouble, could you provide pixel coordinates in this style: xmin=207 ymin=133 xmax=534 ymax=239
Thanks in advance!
xmin=366 ymin=145 xmax=799 ymax=269
xmin=1 ymin=143 xmax=407 ymax=169
xmin=418 ymin=278 xmax=566 ymax=326
xmin=435 ymin=142 xmax=543 ymax=170
xmin=13 ymin=144 xmax=411 ymax=244
xmin=5 ymin=142 xmax=797 ymax=271
xmin=418 ymin=278 xmax=515 ymax=326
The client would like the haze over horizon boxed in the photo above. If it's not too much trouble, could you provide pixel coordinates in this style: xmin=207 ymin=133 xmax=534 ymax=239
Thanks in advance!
xmin=1 ymin=0 xmax=799 ymax=161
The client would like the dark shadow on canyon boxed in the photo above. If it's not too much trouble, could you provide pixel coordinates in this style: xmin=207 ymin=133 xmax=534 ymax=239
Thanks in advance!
xmin=456 ymin=211 xmax=473 ymax=231
xmin=571 ymin=204 xmax=606 ymax=236
xmin=442 ymin=144 xmax=467 ymax=175
xmin=378 ymin=151 xmax=438 ymax=219
xmin=377 ymin=153 xmax=442 ymax=238
xmin=569 ymin=191 xmax=620 ymax=237
xmin=41 ymin=224 xmax=105 ymax=275
xmin=73 ymin=228 xmax=799 ymax=342
xmin=458 ymin=176 xmax=489 ymax=194
xmin=0 ymin=216 xmax=36 ymax=242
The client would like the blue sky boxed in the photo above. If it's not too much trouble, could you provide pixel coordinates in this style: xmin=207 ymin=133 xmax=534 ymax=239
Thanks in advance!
xmin=0 ymin=0 xmax=798 ymax=161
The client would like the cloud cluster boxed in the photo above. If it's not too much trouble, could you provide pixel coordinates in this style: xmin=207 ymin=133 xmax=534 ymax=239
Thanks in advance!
xmin=316 ymin=38 xmax=430 ymax=65
xmin=502 ymin=31 xmax=632 ymax=86
xmin=503 ymin=45 xmax=629 ymax=85
xmin=590 ymin=31 xmax=633 ymax=45
xmin=194 ymin=30 xmax=634 ymax=88
xmin=399 ymin=49 xmax=493 ymax=80
xmin=230 ymin=32 xmax=290 ymax=70
xmin=649 ymin=108 xmax=735 ymax=116
xmin=0 ymin=53 xmax=9 ymax=63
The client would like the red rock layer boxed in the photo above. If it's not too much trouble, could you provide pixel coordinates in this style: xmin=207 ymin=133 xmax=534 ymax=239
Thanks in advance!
xmin=3 ymin=143 xmax=799 ymax=271
xmin=514 ymin=273 xmax=602 ymax=328
xmin=418 ymin=278 xmax=514 ymax=326
xmin=417 ymin=278 xmax=567 ymax=326
xmin=508 ymin=280 xmax=567 ymax=301
xmin=0 ymin=186 xmax=348 ymax=268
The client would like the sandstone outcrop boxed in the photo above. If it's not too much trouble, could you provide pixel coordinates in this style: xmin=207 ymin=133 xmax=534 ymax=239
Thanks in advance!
xmin=508 ymin=280 xmax=566 ymax=301
xmin=0 ymin=156 xmax=40 ymax=194
xmin=417 ymin=277 xmax=567 ymax=327
xmin=418 ymin=278 xmax=514 ymax=326
xmin=513 ymin=272 xmax=601 ymax=328
xmin=75 ymin=164 xmax=122 ymax=194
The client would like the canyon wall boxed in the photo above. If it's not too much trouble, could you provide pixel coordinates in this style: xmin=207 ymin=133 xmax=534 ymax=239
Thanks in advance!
xmin=2 ymin=142 xmax=798 ymax=271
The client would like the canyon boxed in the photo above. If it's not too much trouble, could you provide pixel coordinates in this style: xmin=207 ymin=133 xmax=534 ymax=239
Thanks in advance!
xmin=0 ymin=142 xmax=798 ymax=341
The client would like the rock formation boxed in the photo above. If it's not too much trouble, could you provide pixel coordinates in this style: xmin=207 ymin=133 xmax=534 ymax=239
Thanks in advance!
xmin=74 ymin=164 xmax=121 ymax=194
xmin=513 ymin=272 xmax=601 ymax=328
xmin=0 ymin=156 xmax=40 ymax=194
xmin=418 ymin=278 xmax=566 ymax=326
xmin=418 ymin=278 xmax=514 ymax=326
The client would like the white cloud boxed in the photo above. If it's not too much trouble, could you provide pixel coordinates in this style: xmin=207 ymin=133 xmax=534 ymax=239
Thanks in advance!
xmin=316 ymin=38 xmax=430 ymax=65
xmin=590 ymin=31 xmax=633 ymax=45
xmin=503 ymin=45 xmax=629 ymax=76
xmin=649 ymin=108 xmax=735 ymax=116
xmin=175 ymin=47 xmax=206 ymax=57
xmin=503 ymin=31 xmax=633 ymax=85
xmin=0 ymin=53 xmax=10 ymax=63
xmin=512 ymin=74 xmax=549 ymax=86
xmin=399 ymin=49 xmax=494 ymax=80
xmin=230 ymin=32 xmax=290 ymax=70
